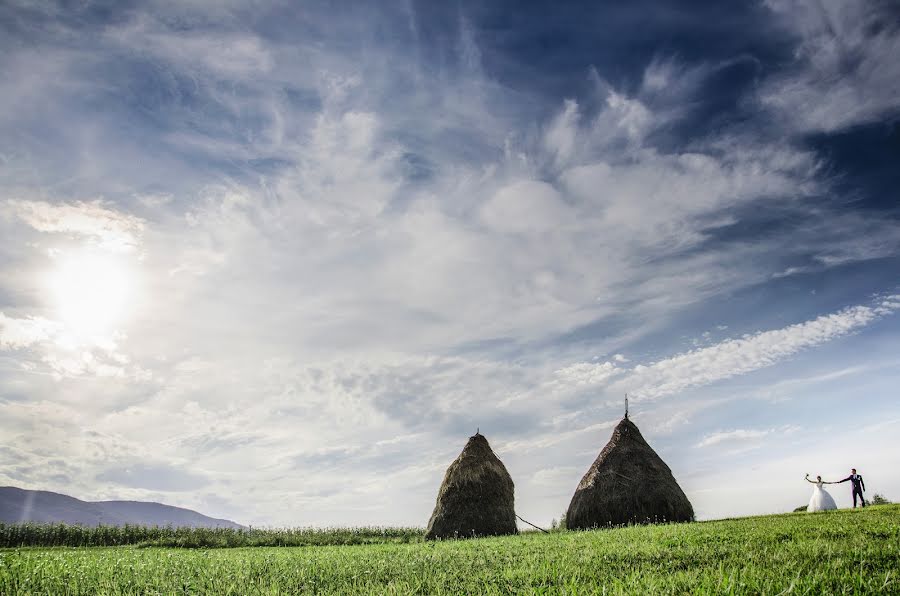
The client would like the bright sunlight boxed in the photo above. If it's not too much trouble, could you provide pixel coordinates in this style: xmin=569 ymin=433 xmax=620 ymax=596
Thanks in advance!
xmin=46 ymin=249 xmax=135 ymax=342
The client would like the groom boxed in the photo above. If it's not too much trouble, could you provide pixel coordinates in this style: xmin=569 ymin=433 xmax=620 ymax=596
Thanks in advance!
xmin=837 ymin=468 xmax=866 ymax=508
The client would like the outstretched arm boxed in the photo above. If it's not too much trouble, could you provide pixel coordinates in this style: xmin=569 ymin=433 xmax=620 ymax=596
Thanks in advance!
xmin=804 ymin=474 xmax=815 ymax=484
xmin=836 ymin=476 xmax=851 ymax=483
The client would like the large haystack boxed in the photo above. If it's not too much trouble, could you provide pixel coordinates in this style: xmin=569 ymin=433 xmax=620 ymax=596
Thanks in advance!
xmin=566 ymin=416 xmax=693 ymax=529
xmin=424 ymin=432 xmax=518 ymax=540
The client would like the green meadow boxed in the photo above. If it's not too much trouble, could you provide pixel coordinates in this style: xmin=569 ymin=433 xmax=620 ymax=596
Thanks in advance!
xmin=2 ymin=505 xmax=898 ymax=595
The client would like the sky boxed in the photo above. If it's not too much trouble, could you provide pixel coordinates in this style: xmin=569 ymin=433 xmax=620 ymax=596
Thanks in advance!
xmin=1 ymin=0 xmax=899 ymax=527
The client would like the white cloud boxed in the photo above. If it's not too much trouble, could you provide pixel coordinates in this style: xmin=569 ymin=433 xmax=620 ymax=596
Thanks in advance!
xmin=761 ymin=0 xmax=900 ymax=132
xmin=650 ymin=410 xmax=691 ymax=435
xmin=599 ymin=90 xmax=652 ymax=142
xmin=554 ymin=361 xmax=622 ymax=386
xmin=772 ymin=266 xmax=812 ymax=278
xmin=0 ymin=311 xmax=148 ymax=381
xmin=624 ymin=301 xmax=897 ymax=401
xmin=696 ymin=429 xmax=768 ymax=447
xmin=107 ymin=16 xmax=274 ymax=79
xmin=7 ymin=200 xmax=144 ymax=253
xmin=480 ymin=180 xmax=573 ymax=234
xmin=498 ymin=420 xmax=619 ymax=455
xmin=696 ymin=425 xmax=800 ymax=448
xmin=0 ymin=313 xmax=59 ymax=349
xmin=544 ymin=99 xmax=580 ymax=167
xmin=549 ymin=296 xmax=900 ymax=403
xmin=1 ymin=2 xmax=899 ymax=527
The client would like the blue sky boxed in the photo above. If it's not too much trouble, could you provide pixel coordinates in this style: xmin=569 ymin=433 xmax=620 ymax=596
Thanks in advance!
xmin=1 ymin=0 xmax=899 ymax=526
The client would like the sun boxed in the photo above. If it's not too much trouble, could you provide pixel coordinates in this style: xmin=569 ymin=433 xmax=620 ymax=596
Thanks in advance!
xmin=47 ymin=249 xmax=135 ymax=343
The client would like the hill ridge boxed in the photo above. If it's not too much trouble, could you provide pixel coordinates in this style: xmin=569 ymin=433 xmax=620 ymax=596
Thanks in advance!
xmin=0 ymin=486 xmax=244 ymax=528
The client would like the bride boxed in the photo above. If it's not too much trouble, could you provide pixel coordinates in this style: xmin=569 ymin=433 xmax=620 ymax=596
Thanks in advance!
xmin=805 ymin=474 xmax=838 ymax=512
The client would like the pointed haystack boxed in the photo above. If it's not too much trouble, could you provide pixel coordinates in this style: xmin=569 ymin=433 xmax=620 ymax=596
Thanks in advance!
xmin=424 ymin=432 xmax=518 ymax=540
xmin=566 ymin=417 xmax=694 ymax=529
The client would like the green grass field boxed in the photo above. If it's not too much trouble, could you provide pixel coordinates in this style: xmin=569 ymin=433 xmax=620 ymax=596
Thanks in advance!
xmin=2 ymin=505 xmax=898 ymax=594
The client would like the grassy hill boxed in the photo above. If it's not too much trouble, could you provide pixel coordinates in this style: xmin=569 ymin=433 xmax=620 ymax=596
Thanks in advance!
xmin=1 ymin=505 xmax=898 ymax=594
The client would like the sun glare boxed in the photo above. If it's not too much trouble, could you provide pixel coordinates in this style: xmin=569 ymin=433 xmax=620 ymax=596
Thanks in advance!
xmin=47 ymin=250 xmax=135 ymax=342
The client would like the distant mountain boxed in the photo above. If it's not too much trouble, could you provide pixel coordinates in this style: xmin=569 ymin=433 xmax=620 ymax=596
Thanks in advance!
xmin=0 ymin=486 xmax=244 ymax=528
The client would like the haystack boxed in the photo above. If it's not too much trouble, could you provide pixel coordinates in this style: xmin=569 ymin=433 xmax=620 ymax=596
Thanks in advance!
xmin=424 ymin=432 xmax=518 ymax=540
xmin=566 ymin=416 xmax=693 ymax=529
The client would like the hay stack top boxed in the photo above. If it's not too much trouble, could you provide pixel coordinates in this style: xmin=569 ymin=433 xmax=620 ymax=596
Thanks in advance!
xmin=566 ymin=416 xmax=694 ymax=529
xmin=424 ymin=432 xmax=517 ymax=540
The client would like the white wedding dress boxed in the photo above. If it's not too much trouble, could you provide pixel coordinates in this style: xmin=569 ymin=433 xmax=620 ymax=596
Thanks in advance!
xmin=808 ymin=481 xmax=838 ymax=512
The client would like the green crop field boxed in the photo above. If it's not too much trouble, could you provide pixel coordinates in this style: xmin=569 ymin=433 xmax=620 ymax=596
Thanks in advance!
xmin=0 ymin=523 xmax=424 ymax=549
xmin=2 ymin=505 xmax=898 ymax=595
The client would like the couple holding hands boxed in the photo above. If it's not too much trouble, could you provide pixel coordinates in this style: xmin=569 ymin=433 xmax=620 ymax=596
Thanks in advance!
xmin=805 ymin=468 xmax=866 ymax=512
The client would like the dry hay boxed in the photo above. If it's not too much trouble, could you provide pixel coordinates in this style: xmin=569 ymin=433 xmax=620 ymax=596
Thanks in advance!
xmin=424 ymin=432 xmax=517 ymax=540
xmin=566 ymin=416 xmax=694 ymax=530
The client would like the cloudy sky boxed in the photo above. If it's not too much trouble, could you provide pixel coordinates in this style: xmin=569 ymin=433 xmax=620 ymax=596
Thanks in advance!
xmin=1 ymin=0 xmax=899 ymax=527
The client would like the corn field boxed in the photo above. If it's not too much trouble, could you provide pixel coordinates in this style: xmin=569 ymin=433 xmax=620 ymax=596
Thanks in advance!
xmin=0 ymin=522 xmax=423 ymax=548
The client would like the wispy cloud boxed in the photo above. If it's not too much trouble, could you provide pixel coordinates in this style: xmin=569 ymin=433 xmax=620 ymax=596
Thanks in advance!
xmin=624 ymin=298 xmax=900 ymax=401
xmin=696 ymin=425 xmax=800 ymax=448
xmin=549 ymin=295 xmax=900 ymax=402
xmin=7 ymin=200 xmax=144 ymax=253
xmin=1 ymin=0 xmax=899 ymax=526
xmin=762 ymin=0 xmax=900 ymax=132
xmin=0 ymin=313 xmax=59 ymax=349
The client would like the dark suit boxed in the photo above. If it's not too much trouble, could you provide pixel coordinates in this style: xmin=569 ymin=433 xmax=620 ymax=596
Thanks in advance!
xmin=838 ymin=474 xmax=866 ymax=507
